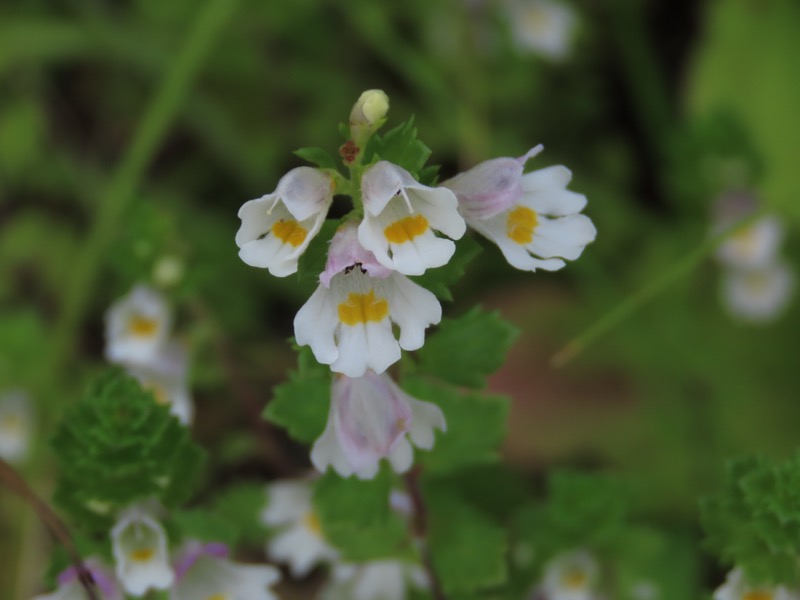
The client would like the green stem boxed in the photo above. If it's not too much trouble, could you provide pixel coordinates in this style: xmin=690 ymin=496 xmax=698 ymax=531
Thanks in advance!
xmin=44 ymin=0 xmax=240 ymax=384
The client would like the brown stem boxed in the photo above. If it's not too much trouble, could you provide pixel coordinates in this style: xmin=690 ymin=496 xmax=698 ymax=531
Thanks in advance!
xmin=404 ymin=467 xmax=447 ymax=600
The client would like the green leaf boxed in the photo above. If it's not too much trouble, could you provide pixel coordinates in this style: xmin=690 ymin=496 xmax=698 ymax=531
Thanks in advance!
xmin=402 ymin=378 xmax=509 ymax=474
xmin=211 ymin=481 xmax=270 ymax=546
xmin=313 ymin=468 xmax=409 ymax=560
xmin=294 ymin=146 xmax=338 ymax=170
xmin=425 ymin=483 xmax=508 ymax=594
xmin=0 ymin=310 xmax=48 ymax=385
xmin=410 ymin=235 xmax=482 ymax=302
xmin=171 ymin=509 xmax=238 ymax=546
xmin=364 ymin=116 xmax=432 ymax=177
xmin=264 ymin=346 xmax=330 ymax=443
xmin=414 ymin=306 xmax=519 ymax=388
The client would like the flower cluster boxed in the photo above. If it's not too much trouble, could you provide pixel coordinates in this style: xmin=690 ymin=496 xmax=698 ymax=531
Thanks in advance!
xmin=714 ymin=568 xmax=800 ymax=600
xmin=105 ymin=285 xmax=194 ymax=424
xmin=713 ymin=193 xmax=795 ymax=323
xmin=236 ymin=90 xmax=595 ymax=479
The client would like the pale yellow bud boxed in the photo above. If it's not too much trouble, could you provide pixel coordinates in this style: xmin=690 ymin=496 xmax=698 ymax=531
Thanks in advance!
xmin=350 ymin=90 xmax=389 ymax=142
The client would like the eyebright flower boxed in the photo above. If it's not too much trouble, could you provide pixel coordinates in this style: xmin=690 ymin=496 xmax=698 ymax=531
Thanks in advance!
xmin=443 ymin=146 xmax=596 ymax=272
xmin=311 ymin=371 xmax=446 ymax=479
xmin=540 ymin=550 xmax=599 ymax=600
xmin=358 ymin=161 xmax=466 ymax=275
xmin=0 ymin=390 xmax=33 ymax=464
xmin=126 ymin=341 xmax=194 ymax=425
xmin=721 ymin=262 xmax=795 ymax=323
xmin=716 ymin=215 xmax=785 ymax=270
xmin=105 ymin=285 xmax=171 ymax=366
xmin=236 ymin=166 xmax=335 ymax=277
xmin=260 ymin=480 xmax=338 ymax=577
xmin=505 ymin=0 xmax=577 ymax=60
xmin=171 ymin=541 xmax=280 ymax=600
xmin=33 ymin=558 xmax=121 ymax=600
xmin=110 ymin=507 xmax=174 ymax=596
xmin=295 ymin=222 xmax=441 ymax=377
xmin=320 ymin=560 xmax=429 ymax=600
xmin=714 ymin=568 xmax=799 ymax=600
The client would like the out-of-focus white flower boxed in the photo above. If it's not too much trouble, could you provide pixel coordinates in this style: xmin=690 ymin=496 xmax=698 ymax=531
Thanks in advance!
xmin=714 ymin=568 xmax=799 ymax=600
xmin=236 ymin=167 xmax=335 ymax=277
xmin=152 ymin=255 xmax=184 ymax=288
xmin=261 ymin=480 xmax=338 ymax=578
xmin=111 ymin=507 xmax=174 ymax=596
xmin=320 ymin=560 xmax=428 ymax=600
xmin=722 ymin=262 xmax=795 ymax=323
xmin=105 ymin=285 xmax=171 ymax=367
xmin=295 ymin=222 xmax=441 ymax=377
xmin=716 ymin=215 xmax=785 ymax=270
xmin=505 ymin=0 xmax=577 ymax=60
xmin=540 ymin=550 xmax=599 ymax=600
xmin=311 ymin=371 xmax=446 ymax=479
xmin=0 ymin=390 xmax=33 ymax=463
xmin=32 ymin=558 xmax=122 ymax=600
xmin=443 ymin=147 xmax=596 ymax=272
xmin=126 ymin=341 xmax=194 ymax=425
xmin=358 ymin=161 xmax=466 ymax=276
xmin=171 ymin=541 xmax=280 ymax=600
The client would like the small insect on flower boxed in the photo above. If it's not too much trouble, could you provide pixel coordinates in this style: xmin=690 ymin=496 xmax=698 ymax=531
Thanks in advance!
xmin=0 ymin=390 xmax=33 ymax=464
xmin=320 ymin=560 xmax=429 ymax=600
xmin=105 ymin=285 xmax=172 ymax=367
xmin=714 ymin=568 xmax=800 ymax=600
xmin=32 ymin=558 xmax=122 ymax=600
xmin=111 ymin=507 xmax=174 ymax=596
xmin=260 ymin=479 xmax=339 ymax=577
xmin=539 ymin=550 xmax=599 ymax=600
xmin=236 ymin=166 xmax=335 ymax=277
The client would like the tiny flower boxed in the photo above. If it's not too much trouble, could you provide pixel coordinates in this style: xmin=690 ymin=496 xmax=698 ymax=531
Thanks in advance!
xmin=311 ymin=371 xmax=446 ymax=479
xmin=722 ymin=262 xmax=795 ymax=323
xmin=105 ymin=285 xmax=171 ymax=367
xmin=540 ymin=550 xmax=599 ymax=600
xmin=714 ymin=568 xmax=799 ymax=600
xmin=716 ymin=215 xmax=785 ymax=270
xmin=295 ymin=222 xmax=441 ymax=377
xmin=320 ymin=560 xmax=428 ymax=600
xmin=0 ymin=390 xmax=33 ymax=464
xmin=33 ymin=558 xmax=121 ymax=600
xmin=443 ymin=147 xmax=596 ymax=272
xmin=111 ymin=507 xmax=174 ymax=596
xmin=171 ymin=541 xmax=280 ymax=600
xmin=505 ymin=0 xmax=577 ymax=60
xmin=261 ymin=480 xmax=338 ymax=577
xmin=126 ymin=341 xmax=194 ymax=425
xmin=358 ymin=161 xmax=466 ymax=276
xmin=236 ymin=167 xmax=335 ymax=277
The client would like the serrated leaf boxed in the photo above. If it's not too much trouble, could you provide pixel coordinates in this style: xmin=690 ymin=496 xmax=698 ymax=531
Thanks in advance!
xmin=211 ymin=482 xmax=270 ymax=546
xmin=294 ymin=146 xmax=338 ymax=170
xmin=364 ymin=117 xmax=432 ymax=177
xmin=402 ymin=378 xmax=509 ymax=474
xmin=410 ymin=235 xmax=482 ymax=302
xmin=414 ymin=306 xmax=518 ymax=388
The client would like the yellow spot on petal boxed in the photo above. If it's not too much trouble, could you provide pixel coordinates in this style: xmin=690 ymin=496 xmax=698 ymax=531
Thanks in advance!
xmin=384 ymin=215 xmax=429 ymax=244
xmin=507 ymin=206 xmax=537 ymax=245
xmin=128 ymin=315 xmax=158 ymax=337
xmin=561 ymin=569 xmax=588 ymax=590
xmin=744 ymin=592 xmax=774 ymax=600
xmin=303 ymin=511 xmax=323 ymax=536
xmin=129 ymin=548 xmax=155 ymax=562
xmin=147 ymin=384 xmax=170 ymax=406
xmin=338 ymin=291 xmax=389 ymax=326
xmin=272 ymin=219 xmax=308 ymax=247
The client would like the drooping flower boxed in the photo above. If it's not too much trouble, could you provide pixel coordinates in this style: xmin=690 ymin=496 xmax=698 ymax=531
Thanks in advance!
xmin=126 ymin=341 xmax=194 ymax=425
xmin=105 ymin=285 xmax=171 ymax=367
xmin=721 ymin=262 xmax=795 ymax=323
xmin=311 ymin=371 xmax=446 ymax=479
xmin=171 ymin=541 xmax=280 ymax=600
xmin=714 ymin=568 xmax=799 ymax=600
xmin=33 ymin=558 xmax=121 ymax=600
xmin=111 ymin=507 xmax=174 ymax=596
xmin=358 ymin=161 xmax=466 ymax=276
xmin=260 ymin=480 xmax=338 ymax=578
xmin=504 ymin=0 xmax=577 ymax=60
xmin=236 ymin=166 xmax=335 ymax=277
xmin=320 ymin=560 xmax=429 ymax=600
xmin=295 ymin=222 xmax=441 ymax=377
xmin=0 ymin=390 xmax=33 ymax=464
xmin=443 ymin=147 xmax=596 ymax=272
xmin=539 ymin=550 xmax=599 ymax=600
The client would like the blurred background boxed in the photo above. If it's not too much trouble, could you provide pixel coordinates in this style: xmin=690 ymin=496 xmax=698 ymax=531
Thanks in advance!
xmin=1 ymin=0 xmax=799 ymax=597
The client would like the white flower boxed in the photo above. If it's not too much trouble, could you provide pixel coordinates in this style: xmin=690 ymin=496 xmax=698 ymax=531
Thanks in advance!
xmin=295 ymin=222 xmax=441 ymax=377
xmin=540 ymin=550 xmax=599 ymax=600
xmin=0 ymin=390 xmax=33 ymax=464
xmin=320 ymin=560 xmax=428 ymax=600
xmin=722 ymin=262 xmax=795 ymax=323
xmin=505 ymin=0 xmax=577 ymax=60
xmin=171 ymin=542 xmax=280 ymax=600
xmin=444 ymin=147 xmax=596 ymax=272
xmin=716 ymin=215 xmax=785 ymax=270
xmin=236 ymin=166 xmax=335 ymax=277
xmin=358 ymin=161 xmax=466 ymax=276
xmin=126 ymin=341 xmax=194 ymax=425
xmin=311 ymin=371 xmax=446 ymax=479
xmin=105 ymin=285 xmax=171 ymax=367
xmin=111 ymin=508 xmax=174 ymax=596
xmin=261 ymin=480 xmax=338 ymax=578
xmin=33 ymin=559 xmax=122 ymax=600
xmin=714 ymin=568 xmax=799 ymax=600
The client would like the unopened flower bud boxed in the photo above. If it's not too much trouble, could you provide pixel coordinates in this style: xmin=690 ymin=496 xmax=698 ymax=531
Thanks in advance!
xmin=350 ymin=89 xmax=390 ymax=143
